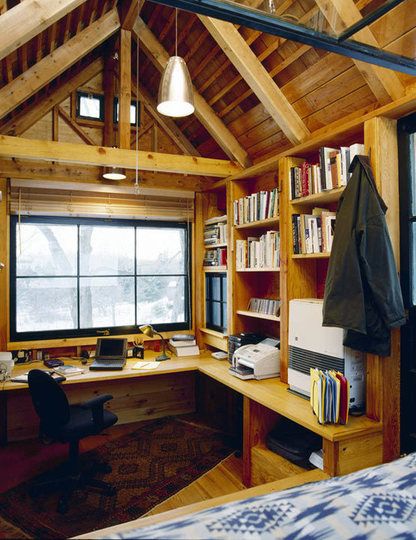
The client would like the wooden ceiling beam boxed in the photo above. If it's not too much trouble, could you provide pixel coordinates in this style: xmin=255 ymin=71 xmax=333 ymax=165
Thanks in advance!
xmin=314 ymin=0 xmax=404 ymax=104
xmin=103 ymin=44 xmax=116 ymax=147
xmin=0 ymin=135 xmax=242 ymax=177
xmin=118 ymin=0 xmax=144 ymax=31
xmin=0 ymin=9 xmax=120 ymax=121
xmin=200 ymin=16 xmax=310 ymax=145
xmin=58 ymin=106 xmax=96 ymax=145
xmin=0 ymin=58 xmax=104 ymax=136
xmin=0 ymin=0 xmax=86 ymax=62
xmin=134 ymin=17 xmax=251 ymax=167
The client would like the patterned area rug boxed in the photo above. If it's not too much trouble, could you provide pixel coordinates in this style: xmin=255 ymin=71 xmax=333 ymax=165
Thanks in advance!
xmin=0 ymin=417 xmax=236 ymax=539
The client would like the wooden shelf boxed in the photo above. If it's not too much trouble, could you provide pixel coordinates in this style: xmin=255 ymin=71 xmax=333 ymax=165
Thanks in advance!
xmin=291 ymin=187 xmax=344 ymax=206
xmin=235 ymin=217 xmax=279 ymax=230
xmin=200 ymin=327 xmax=228 ymax=339
xmin=204 ymin=243 xmax=227 ymax=249
xmin=292 ymin=253 xmax=330 ymax=259
xmin=236 ymin=310 xmax=280 ymax=322
xmin=203 ymin=265 xmax=227 ymax=272
xmin=236 ymin=267 xmax=280 ymax=272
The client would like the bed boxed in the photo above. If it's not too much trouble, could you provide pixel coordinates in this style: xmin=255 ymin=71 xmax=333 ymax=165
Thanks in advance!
xmin=102 ymin=453 xmax=416 ymax=539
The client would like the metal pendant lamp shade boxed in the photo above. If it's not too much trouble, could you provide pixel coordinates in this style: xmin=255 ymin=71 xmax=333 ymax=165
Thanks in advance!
xmin=157 ymin=56 xmax=194 ymax=118
xmin=102 ymin=167 xmax=126 ymax=180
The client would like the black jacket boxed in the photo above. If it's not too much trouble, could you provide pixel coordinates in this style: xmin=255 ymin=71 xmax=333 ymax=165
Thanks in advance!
xmin=322 ymin=155 xmax=405 ymax=356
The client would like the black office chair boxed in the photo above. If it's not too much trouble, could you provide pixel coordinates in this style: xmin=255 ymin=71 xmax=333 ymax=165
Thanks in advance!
xmin=28 ymin=369 xmax=118 ymax=513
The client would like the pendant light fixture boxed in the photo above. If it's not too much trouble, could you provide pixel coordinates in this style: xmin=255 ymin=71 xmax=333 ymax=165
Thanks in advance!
xmin=157 ymin=9 xmax=194 ymax=118
xmin=103 ymin=166 xmax=127 ymax=181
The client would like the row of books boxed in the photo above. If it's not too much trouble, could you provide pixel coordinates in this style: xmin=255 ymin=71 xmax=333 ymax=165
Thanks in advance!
xmin=290 ymin=143 xmax=365 ymax=200
xmin=248 ymin=297 xmax=281 ymax=317
xmin=236 ymin=231 xmax=280 ymax=270
xmin=204 ymin=218 xmax=227 ymax=246
xmin=310 ymin=368 xmax=350 ymax=425
xmin=233 ymin=188 xmax=279 ymax=225
xmin=203 ymin=247 xmax=227 ymax=267
xmin=292 ymin=208 xmax=336 ymax=255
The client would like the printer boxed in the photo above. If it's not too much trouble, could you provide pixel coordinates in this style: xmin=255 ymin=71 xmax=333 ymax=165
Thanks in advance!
xmin=230 ymin=338 xmax=280 ymax=380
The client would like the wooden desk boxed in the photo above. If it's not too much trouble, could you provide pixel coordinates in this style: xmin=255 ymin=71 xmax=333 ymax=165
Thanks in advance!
xmin=1 ymin=353 xmax=383 ymax=484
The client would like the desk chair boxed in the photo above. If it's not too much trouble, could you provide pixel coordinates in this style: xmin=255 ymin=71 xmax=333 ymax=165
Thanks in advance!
xmin=28 ymin=369 xmax=118 ymax=513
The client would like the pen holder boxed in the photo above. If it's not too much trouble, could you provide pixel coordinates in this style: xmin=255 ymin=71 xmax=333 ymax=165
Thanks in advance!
xmin=133 ymin=346 xmax=144 ymax=359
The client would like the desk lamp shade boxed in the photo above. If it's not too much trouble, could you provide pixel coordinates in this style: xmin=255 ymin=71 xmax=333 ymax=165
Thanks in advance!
xmin=157 ymin=56 xmax=194 ymax=118
xmin=139 ymin=324 xmax=170 ymax=361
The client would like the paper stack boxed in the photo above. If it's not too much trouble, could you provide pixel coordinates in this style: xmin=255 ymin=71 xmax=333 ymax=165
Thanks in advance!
xmin=310 ymin=368 xmax=349 ymax=425
xmin=168 ymin=335 xmax=200 ymax=357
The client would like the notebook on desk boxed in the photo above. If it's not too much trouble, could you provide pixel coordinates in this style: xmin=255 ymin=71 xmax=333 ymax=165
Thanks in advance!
xmin=90 ymin=338 xmax=128 ymax=371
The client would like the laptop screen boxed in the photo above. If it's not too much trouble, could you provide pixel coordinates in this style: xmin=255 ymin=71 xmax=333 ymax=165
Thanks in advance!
xmin=96 ymin=338 xmax=127 ymax=358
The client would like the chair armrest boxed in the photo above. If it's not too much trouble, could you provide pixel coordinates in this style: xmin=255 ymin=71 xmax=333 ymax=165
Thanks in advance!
xmin=80 ymin=394 xmax=113 ymax=425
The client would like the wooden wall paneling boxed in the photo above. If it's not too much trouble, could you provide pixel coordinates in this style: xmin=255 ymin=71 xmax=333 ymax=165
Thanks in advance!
xmin=364 ymin=116 xmax=401 ymax=462
xmin=194 ymin=192 xmax=205 ymax=346
xmin=6 ymin=372 xmax=196 ymax=442
xmin=279 ymin=157 xmax=316 ymax=383
xmin=58 ymin=106 xmax=96 ymax=145
xmin=118 ymin=28 xmax=131 ymax=150
xmin=103 ymin=45 xmax=116 ymax=147
xmin=226 ymin=180 xmax=235 ymax=337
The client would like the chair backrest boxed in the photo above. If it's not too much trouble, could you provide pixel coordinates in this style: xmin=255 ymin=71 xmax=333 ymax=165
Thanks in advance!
xmin=28 ymin=370 xmax=70 ymax=434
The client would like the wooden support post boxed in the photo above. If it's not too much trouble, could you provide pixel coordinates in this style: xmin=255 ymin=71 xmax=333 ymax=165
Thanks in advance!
xmin=364 ymin=116 xmax=401 ymax=462
xmin=0 ymin=178 xmax=7 ymax=351
xmin=103 ymin=45 xmax=116 ymax=147
xmin=118 ymin=28 xmax=132 ymax=150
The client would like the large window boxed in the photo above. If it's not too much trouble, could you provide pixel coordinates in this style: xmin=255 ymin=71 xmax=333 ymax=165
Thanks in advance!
xmin=10 ymin=217 xmax=190 ymax=341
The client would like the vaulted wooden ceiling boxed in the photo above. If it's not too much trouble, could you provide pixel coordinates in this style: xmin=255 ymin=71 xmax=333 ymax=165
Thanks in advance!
xmin=0 ymin=0 xmax=414 ymax=174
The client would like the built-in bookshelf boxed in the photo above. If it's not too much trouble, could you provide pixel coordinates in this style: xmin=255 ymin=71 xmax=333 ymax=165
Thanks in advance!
xmin=203 ymin=215 xmax=228 ymax=269
xmin=236 ymin=310 xmax=280 ymax=322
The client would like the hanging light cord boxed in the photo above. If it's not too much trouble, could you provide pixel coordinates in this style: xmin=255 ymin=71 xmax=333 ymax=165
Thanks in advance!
xmin=135 ymin=19 xmax=140 ymax=193
xmin=175 ymin=8 xmax=178 ymax=57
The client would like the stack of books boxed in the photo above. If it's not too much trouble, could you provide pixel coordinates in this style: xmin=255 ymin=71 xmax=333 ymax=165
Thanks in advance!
xmin=233 ymin=188 xmax=279 ymax=225
xmin=310 ymin=368 xmax=349 ymax=425
xmin=236 ymin=231 xmax=280 ymax=270
xmin=168 ymin=335 xmax=200 ymax=357
xmin=248 ymin=298 xmax=280 ymax=317
xmin=204 ymin=216 xmax=227 ymax=247
xmin=292 ymin=208 xmax=336 ymax=255
xmin=290 ymin=143 xmax=366 ymax=199
xmin=203 ymin=247 xmax=227 ymax=267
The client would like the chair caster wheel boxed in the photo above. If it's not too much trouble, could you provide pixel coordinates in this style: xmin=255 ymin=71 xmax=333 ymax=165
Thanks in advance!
xmin=57 ymin=498 xmax=69 ymax=514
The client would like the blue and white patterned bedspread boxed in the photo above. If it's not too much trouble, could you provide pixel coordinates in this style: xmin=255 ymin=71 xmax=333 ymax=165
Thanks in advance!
xmin=110 ymin=453 xmax=416 ymax=539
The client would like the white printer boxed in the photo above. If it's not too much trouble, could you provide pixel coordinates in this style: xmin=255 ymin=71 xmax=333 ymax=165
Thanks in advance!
xmin=230 ymin=338 xmax=280 ymax=380
xmin=288 ymin=299 xmax=365 ymax=411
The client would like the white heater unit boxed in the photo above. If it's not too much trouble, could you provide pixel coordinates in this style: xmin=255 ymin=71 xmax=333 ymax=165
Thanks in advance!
xmin=288 ymin=299 xmax=365 ymax=411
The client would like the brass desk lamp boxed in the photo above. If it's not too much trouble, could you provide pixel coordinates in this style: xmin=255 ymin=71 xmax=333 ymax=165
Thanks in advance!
xmin=139 ymin=324 xmax=170 ymax=361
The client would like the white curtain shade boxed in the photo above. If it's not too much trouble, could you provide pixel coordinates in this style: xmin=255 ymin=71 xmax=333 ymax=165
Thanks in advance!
xmin=9 ymin=180 xmax=194 ymax=222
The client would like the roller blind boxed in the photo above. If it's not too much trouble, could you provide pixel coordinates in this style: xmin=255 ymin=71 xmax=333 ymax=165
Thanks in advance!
xmin=9 ymin=179 xmax=194 ymax=222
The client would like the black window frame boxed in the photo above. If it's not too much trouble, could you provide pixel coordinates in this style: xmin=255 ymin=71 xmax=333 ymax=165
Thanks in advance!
xmin=75 ymin=91 xmax=105 ymax=121
xmin=10 ymin=216 xmax=191 ymax=342
xmin=113 ymin=97 xmax=140 ymax=126
xmin=205 ymin=272 xmax=227 ymax=333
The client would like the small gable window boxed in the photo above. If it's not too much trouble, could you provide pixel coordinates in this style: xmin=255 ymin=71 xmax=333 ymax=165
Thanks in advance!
xmin=76 ymin=91 xmax=104 ymax=121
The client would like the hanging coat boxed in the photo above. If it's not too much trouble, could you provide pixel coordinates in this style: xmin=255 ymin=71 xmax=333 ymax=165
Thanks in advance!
xmin=322 ymin=155 xmax=405 ymax=356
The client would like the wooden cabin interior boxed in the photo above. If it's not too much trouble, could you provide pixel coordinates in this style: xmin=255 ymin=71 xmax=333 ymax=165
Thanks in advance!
xmin=0 ymin=0 xmax=416 ymax=537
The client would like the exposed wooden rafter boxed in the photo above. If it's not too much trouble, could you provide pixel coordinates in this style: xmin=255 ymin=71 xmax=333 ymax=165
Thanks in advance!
xmin=0 ymin=135 xmax=242 ymax=177
xmin=119 ymin=0 xmax=144 ymax=31
xmin=0 ymin=9 xmax=120 ymax=121
xmin=134 ymin=17 xmax=251 ymax=168
xmin=118 ymin=28 xmax=132 ymax=149
xmin=58 ymin=106 xmax=96 ymax=145
xmin=0 ymin=58 xmax=104 ymax=136
xmin=200 ymin=16 xmax=310 ymax=145
xmin=0 ymin=0 xmax=85 ymax=62
xmin=314 ymin=0 xmax=405 ymax=104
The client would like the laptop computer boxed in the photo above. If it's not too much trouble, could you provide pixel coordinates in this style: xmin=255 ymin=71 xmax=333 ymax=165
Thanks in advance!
xmin=90 ymin=338 xmax=128 ymax=371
